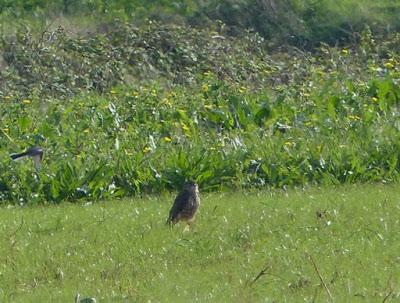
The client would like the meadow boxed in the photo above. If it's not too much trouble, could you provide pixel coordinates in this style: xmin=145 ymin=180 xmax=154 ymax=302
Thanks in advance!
xmin=0 ymin=2 xmax=400 ymax=302
xmin=0 ymin=184 xmax=399 ymax=302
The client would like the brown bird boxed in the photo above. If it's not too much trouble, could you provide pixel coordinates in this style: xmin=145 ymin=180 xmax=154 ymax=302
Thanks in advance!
xmin=167 ymin=181 xmax=200 ymax=227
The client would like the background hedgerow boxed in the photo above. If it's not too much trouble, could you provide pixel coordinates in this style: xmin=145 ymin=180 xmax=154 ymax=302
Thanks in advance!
xmin=0 ymin=25 xmax=399 ymax=204
xmin=0 ymin=1 xmax=400 ymax=204
xmin=1 ymin=0 xmax=399 ymax=48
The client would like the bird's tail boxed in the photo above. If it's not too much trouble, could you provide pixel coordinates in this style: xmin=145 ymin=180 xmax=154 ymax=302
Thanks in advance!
xmin=10 ymin=152 xmax=29 ymax=161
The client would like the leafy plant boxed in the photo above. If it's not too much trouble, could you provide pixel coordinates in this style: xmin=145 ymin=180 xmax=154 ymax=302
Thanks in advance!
xmin=0 ymin=25 xmax=399 ymax=204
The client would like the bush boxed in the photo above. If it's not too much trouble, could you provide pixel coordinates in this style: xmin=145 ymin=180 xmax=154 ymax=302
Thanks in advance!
xmin=1 ymin=22 xmax=399 ymax=204
xmin=1 ymin=0 xmax=399 ymax=48
xmin=191 ymin=0 xmax=400 ymax=48
xmin=0 ymin=22 xmax=269 ymax=99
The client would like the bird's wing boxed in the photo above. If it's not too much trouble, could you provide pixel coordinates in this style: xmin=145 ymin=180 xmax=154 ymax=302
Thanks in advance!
xmin=169 ymin=190 xmax=190 ymax=220
xmin=27 ymin=146 xmax=43 ymax=157
xmin=10 ymin=152 xmax=29 ymax=161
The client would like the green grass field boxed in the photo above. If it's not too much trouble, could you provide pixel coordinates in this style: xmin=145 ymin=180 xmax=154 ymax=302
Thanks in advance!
xmin=0 ymin=184 xmax=399 ymax=302
xmin=1 ymin=1 xmax=400 ymax=302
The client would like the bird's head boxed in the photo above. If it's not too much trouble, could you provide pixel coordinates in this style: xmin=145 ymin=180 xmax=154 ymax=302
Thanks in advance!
xmin=183 ymin=181 xmax=198 ymax=193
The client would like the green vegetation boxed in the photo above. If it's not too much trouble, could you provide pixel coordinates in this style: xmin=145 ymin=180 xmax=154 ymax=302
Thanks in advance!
xmin=1 ymin=0 xmax=400 ymax=47
xmin=0 ymin=1 xmax=399 ymax=206
xmin=1 ymin=22 xmax=399 ymax=204
xmin=0 ymin=185 xmax=399 ymax=302
xmin=1 ymin=2 xmax=399 ymax=302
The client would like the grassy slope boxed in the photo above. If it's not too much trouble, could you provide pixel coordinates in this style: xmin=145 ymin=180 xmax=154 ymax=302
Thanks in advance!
xmin=0 ymin=184 xmax=399 ymax=302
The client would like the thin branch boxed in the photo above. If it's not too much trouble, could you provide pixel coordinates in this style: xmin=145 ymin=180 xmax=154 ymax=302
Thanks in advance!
xmin=306 ymin=252 xmax=333 ymax=302
xmin=382 ymin=289 xmax=393 ymax=303
xmin=250 ymin=264 xmax=271 ymax=287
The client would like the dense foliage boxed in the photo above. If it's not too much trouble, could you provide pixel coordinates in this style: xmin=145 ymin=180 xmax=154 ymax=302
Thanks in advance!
xmin=0 ymin=0 xmax=399 ymax=48
xmin=0 ymin=22 xmax=399 ymax=203
xmin=0 ymin=22 xmax=267 ymax=98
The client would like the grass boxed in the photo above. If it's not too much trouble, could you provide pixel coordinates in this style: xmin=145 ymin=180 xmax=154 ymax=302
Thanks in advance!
xmin=0 ymin=184 xmax=399 ymax=302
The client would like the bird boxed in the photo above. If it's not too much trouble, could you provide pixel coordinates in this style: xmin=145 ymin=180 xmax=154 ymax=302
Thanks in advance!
xmin=10 ymin=146 xmax=43 ymax=170
xmin=167 ymin=181 xmax=200 ymax=227
xmin=75 ymin=293 xmax=96 ymax=303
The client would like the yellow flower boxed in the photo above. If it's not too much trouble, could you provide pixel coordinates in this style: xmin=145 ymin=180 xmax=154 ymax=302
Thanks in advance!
xmin=181 ymin=123 xmax=190 ymax=132
xmin=167 ymin=91 xmax=176 ymax=98
xmin=22 ymin=99 xmax=31 ymax=104
xmin=202 ymin=84 xmax=209 ymax=93
xmin=143 ymin=146 xmax=152 ymax=153
xmin=341 ymin=49 xmax=349 ymax=55
xmin=162 ymin=98 xmax=172 ymax=107
xmin=348 ymin=115 xmax=361 ymax=121
xmin=372 ymin=97 xmax=379 ymax=103
xmin=238 ymin=86 xmax=247 ymax=93
xmin=204 ymin=104 xmax=213 ymax=110
xmin=163 ymin=136 xmax=172 ymax=142
xmin=384 ymin=62 xmax=394 ymax=69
